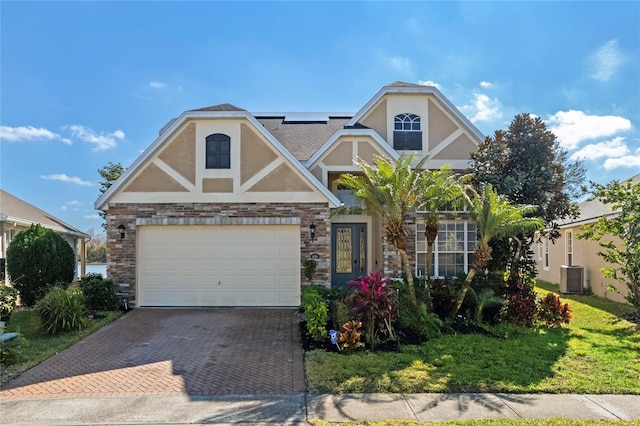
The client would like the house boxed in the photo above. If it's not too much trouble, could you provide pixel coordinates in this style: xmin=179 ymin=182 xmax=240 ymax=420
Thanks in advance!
xmin=95 ymin=81 xmax=484 ymax=308
xmin=0 ymin=189 xmax=89 ymax=281
xmin=536 ymin=173 xmax=639 ymax=304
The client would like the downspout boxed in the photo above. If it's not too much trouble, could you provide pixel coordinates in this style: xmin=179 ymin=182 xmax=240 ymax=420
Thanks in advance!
xmin=80 ymin=236 xmax=87 ymax=278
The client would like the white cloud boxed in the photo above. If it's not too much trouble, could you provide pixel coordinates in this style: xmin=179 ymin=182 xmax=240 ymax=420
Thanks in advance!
xmin=149 ymin=81 xmax=167 ymax=89
xmin=41 ymin=174 xmax=93 ymax=186
xmin=547 ymin=110 xmax=631 ymax=149
xmin=388 ymin=56 xmax=412 ymax=73
xmin=570 ymin=137 xmax=630 ymax=161
xmin=83 ymin=214 xmax=102 ymax=220
xmin=417 ymin=80 xmax=442 ymax=90
xmin=66 ymin=125 xmax=125 ymax=151
xmin=462 ymin=93 xmax=503 ymax=122
xmin=480 ymin=81 xmax=494 ymax=89
xmin=60 ymin=200 xmax=82 ymax=211
xmin=603 ymin=149 xmax=640 ymax=170
xmin=587 ymin=39 xmax=626 ymax=82
xmin=0 ymin=125 xmax=72 ymax=144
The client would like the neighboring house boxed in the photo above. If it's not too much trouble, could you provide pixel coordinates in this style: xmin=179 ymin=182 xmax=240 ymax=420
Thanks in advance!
xmin=95 ymin=81 xmax=484 ymax=308
xmin=536 ymin=173 xmax=640 ymax=304
xmin=0 ymin=189 xmax=89 ymax=281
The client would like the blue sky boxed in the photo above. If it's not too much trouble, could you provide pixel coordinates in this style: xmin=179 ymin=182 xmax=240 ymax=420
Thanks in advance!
xmin=1 ymin=1 xmax=639 ymax=236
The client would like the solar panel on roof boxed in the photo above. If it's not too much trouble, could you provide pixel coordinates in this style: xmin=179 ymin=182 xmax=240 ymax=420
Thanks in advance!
xmin=283 ymin=112 xmax=329 ymax=123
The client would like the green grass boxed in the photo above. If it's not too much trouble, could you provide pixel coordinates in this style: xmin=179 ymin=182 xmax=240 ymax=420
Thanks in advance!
xmin=306 ymin=282 xmax=640 ymax=394
xmin=1 ymin=308 xmax=122 ymax=386
xmin=310 ymin=420 xmax=640 ymax=426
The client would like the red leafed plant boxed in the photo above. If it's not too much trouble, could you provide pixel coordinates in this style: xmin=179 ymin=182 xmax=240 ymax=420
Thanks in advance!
xmin=346 ymin=270 xmax=397 ymax=345
xmin=339 ymin=320 xmax=363 ymax=353
xmin=505 ymin=280 xmax=539 ymax=327
xmin=538 ymin=293 xmax=573 ymax=327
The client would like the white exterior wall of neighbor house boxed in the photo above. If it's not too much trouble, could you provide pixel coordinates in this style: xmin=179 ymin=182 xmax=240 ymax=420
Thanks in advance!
xmin=536 ymin=227 xmax=630 ymax=305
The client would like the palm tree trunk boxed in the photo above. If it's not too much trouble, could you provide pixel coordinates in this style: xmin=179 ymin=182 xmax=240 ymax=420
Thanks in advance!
xmin=398 ymin=248 xmax=418 ymax=310
xmin=448 ymin=267 xmax=477 ymax=320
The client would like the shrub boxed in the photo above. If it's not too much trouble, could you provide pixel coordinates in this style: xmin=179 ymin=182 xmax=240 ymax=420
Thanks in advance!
xmin=303 ymin=259 xmax=317 ymax=283
xmin=0 ymin=283 xmax=19 ymax=322
xmin=301 ymin=285 xmax=329 ymax=341
xmin=346 ymin=270 xmax=397 ymax=345
xmin=79 ymin=273 xmax=120 ymax=311
xmin=35 ymin=287 xmax=86 ymax=334
xmin=328 ymin=299 xmax=350 ymax=331
xmin=504 ymin=279 xmax=539 ymax=327
xmin=469 ymin=288 xmax=504 ymax=325
xmin=398 ymin=301 xmax=443 ymax=341
xmin=538 ymin=293 xmax=573 ymax=327
xmin=6 ymin=224 xmax=76 ymax=306
xmin=0 ymin=338 xmax=26 ymax=366
xmin=339 ymin=320 xmax=363 ymax=353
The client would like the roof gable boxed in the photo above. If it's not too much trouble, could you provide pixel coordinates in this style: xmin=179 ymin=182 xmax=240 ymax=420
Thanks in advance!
xmin=96 ymin=110 xmax=341 ymax=209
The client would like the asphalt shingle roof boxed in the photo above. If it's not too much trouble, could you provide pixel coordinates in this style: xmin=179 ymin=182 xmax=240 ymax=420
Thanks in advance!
xmin=255 ymin=116 xmax=350 ymax=161
xmin=189 ymin=103 xmax=246 ymax=112
xmin=565 ymin=173 xmax=640 ymax=226
xmin=0 ymin=189 xmax=87 ymax=237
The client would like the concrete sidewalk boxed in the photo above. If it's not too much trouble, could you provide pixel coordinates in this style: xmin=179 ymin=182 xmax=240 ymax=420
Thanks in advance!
xmin=1 ymin=393 xmax=639 ymax=425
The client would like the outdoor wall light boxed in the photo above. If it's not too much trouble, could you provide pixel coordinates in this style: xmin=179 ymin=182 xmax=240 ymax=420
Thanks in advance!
xmin=117 ymin=223 xmax=126 ymax=239
xmin=309 ymin=223 xmax=316 ymax=242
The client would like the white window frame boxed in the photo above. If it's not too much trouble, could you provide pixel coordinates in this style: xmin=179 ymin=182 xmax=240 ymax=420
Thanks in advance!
xmin=543 ymin=237 xmax=550 ymax=271
xmin=566 ymin=231 xmax=573 ymax=266
xmin=415 ymin=220 xmax=477 ymax=278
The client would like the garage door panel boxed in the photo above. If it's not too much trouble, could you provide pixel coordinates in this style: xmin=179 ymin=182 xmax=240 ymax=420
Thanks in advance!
xmin=138 ymin=225 xmax=300 ymax=307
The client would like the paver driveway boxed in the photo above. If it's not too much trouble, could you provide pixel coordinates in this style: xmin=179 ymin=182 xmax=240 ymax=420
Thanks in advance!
xmin=0 ymin=308 xmax=305 ymax=399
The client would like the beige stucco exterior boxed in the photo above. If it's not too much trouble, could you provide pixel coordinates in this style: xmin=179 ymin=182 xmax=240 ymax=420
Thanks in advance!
xmin=98 ymin=82 xmax=488 ymax=306
xmin=112 ymin=117 xmax=329 ymax=205
xmin=536 ymin=227 xmax=629 ymax=304
xmin=359 ymin=98 xmax=387 ymax=140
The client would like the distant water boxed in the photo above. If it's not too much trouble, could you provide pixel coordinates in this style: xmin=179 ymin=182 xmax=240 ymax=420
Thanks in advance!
xmin=78 ymin=263 xmax=107 ymax=278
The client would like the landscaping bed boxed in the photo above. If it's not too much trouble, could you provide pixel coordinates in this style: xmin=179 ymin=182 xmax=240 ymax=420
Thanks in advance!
xmin=304 ymin=282 xmax=639 ymax=395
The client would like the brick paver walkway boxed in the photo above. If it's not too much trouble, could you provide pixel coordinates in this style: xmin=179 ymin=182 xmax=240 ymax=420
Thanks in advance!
xmin=0 ymin=308 xmax=305 ymax=398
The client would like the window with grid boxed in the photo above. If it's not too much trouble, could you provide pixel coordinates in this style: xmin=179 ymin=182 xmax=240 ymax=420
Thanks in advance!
xmin=393 ymin=113 xmax=422 ymax=150
xmin=416 ymin=221 xmax=477 ymax=278
xmin=205 ymin=133 xmax=231 ymax=169
xmin=566 ymin=231 xmax=573 ymax=266
xmin=544 ymin=238 xmax=550 ymax=270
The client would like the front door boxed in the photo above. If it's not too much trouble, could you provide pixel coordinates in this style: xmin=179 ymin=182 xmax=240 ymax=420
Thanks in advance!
xmin=331 ymin=223 xmax=367 ymax=289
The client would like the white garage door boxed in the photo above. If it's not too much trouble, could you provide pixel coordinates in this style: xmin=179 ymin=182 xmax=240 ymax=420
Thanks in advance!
xmin=137 ymin=225 xmax=300 ymax=307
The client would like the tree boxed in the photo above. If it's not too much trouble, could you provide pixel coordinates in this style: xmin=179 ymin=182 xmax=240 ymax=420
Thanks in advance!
xmin=469 ymin=113 xmax=585 ymax=275
xmin=578 ymin=178 xmax=640 ymax=311
xmin=338 ymin=155 xmax=427 ymax=310
xmin=97 ymin=162 xmax=125 ymax=230
xmin=448 ymin=184 xmax=543 ymax=320
xmin=6 ymin=224 xmax=76 ymax=306
xmin=419 ymin=165 xmax=467 ymax=279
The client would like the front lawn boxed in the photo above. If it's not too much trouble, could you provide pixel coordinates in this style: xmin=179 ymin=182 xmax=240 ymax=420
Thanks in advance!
xmin=305 ymin=282 xmax=640 ymax=394
xmin=1 ymin=308 xmax=122 ymax=386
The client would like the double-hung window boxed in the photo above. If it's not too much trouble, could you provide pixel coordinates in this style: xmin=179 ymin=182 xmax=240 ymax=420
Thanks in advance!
xmin=205 ymin=133 xmax=231 ymax=169
xmin=416 ymin=220 xmax=477 ymax=278
xmin=393 ymin=113 xmax=422 ymax=150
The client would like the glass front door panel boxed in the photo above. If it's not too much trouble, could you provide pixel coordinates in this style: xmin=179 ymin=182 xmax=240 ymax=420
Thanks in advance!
xmin=336 ymin=227 xmax=352 ymax=273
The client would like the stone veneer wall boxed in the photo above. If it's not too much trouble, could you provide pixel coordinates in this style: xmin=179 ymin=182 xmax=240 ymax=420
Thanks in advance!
xmin=106 ymin=202 xmax=331 ymax=306
xmin=382 ymin=212 xmax=417 ymax=278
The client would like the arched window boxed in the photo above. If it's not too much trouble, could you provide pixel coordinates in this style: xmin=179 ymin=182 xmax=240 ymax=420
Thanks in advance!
xmin=393 ymin=113 xmax=422 ymax=150
xmin=205 ymin=133 xmax=230 ymax=169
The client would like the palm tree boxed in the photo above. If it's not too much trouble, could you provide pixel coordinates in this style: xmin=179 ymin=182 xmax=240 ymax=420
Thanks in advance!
xmin=338 ymin=154 xmax=427 ymax=310
xmin=419 ymin=166 xmax=466 ymax=279
xmin=448 ymin=184 xmax=543 ymax=320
